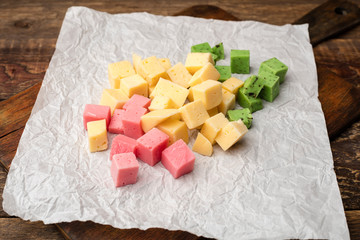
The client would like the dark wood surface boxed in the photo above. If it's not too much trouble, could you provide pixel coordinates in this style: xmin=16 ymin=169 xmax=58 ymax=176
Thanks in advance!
xmin=0 ymin=0 xmax=359 ymax=239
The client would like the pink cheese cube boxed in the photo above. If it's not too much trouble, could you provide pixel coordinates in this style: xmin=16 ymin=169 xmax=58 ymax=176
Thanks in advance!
xmin=123 ymin=94 xmax=151 ymax=110
xmin=110 ymin=134 xmax=137 ymax=161
xmin=111 ymin=152 xmax=139 ymax=187
xmin=161 ymin=139 xmax=195 ymax=179
xmin=108 ymin=109 xmax=125 ymax=134
xmin=122 ymin=106 xmax=148 ymax=139
xmin=136 ymin=128 xmax=169 ymax=166
xmin=83 ymin=104 xmax=111 ymax=130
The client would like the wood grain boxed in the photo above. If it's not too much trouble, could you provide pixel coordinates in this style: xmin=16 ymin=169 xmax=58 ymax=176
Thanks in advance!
xmin=0 ymin=218 xmax=64 ymax=240
xmin=0 ymin=167 xmax=9 ymax=218
xmin=294 ymin=0 xmax=360 ymax=45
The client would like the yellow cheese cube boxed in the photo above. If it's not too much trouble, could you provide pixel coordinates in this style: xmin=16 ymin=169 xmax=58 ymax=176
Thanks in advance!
xmin=148 ymin=96 xmax=176 ymax=111
xmin=149 ymin=86 xmax=155 ymax=95
xmin=157 ymin=119 xmax=189 ymax=145
xmin=87 ymin=119 xmax=108 ymax=153
xmin=207 ymin=107 xmax=219 ymax=117
xmin=167 ymin=62 xmax=192 ymax=88
xmin=192 ymin=80 xmax=222 ymax=110
xmin=215 ymin=120 xmax=248 ymax=151
xmin=120 ymin=74 xmax=148 ymax=98
xmin=192 ymin=132 xmax=213 ymax=156
xmin=218 ymin=89 xmax=236 ymax=115
xmin=222 ymin=77 xmax=244 ymax=94
xmin=142 ymin=56 xmax=167 ymax=86
xmin=189 ymin=62 xmax=220 ymax=87
xmin=150 ymin=78 xmax=189 ymax=108
xmin=108 ymin=61 xmax=136 ymax=89
xmin=132 ymin=54 xmax=145 ymax=78
xmin=100 ymin=89 xmax=129 ymax=115
xmin=179 ymin=100 xmax=209 ymax=129
xmin=200 ymin=112 xmax=229 ymax=144
xmin=188 ymin=87 xmax=194 ymax=102
xmin=158 ymin=58 xmax=172 ymax=71
xmin=185 ymin=52 xmax=215 ymax=74
xmin=141 ymin=109 xmax=180 ymax=133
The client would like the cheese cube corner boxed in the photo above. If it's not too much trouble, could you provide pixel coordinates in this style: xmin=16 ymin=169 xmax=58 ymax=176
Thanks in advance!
xmin=192 ymin=132 xmax=213 ymax=156
xmin=200 ymin=112 xmax=229 ymax=144
xmin=222 ymin=77 xmax=244 ymax=94
xmin=150 ymin=78 xmax=189 ymax=108
xmin=108 ymin=61 xmax=136 ymax=89
xmin=140 ymin=109 xmax=180 ymax=133
xmin=185 ymin=52 xmax=215 ymax=75
xmin=148 ymin=95 xmax=176 ymax=111
xmin=188 ymin=62 xmax=220 ymax=87
xmin=157 ymin=119 xmax=189 ymax=145
xmin=218 ymin=88 xmax=236 ymax=115
xmin=179 ymin=100 xmax=210 ymax=129
xmin=142 ymin=56 xmax=167 ymax=86
xmin=120 ymin=74 xmax=148 ymax=98
xmin=83 ymin=104 xmax=111 ymax=130
xmin=167 ymin=62 xmax=192 ymax=88
xmin=110 ymin=134 xmax=137 ymax=161
xmin=215 ymin=120 xmax=248 ymax=151
xmin=99 ymin=89 xmax=129 ymax=115
xmin=192 ymin=80 xmax=222 ymax=110
xmin=161 ymin=139 xmax=195 ymax=179
xmin=111 ymin=152 xmax=139 ymax=187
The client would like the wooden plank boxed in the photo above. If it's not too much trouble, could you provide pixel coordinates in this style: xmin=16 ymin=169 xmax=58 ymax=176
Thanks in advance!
xmin=0 ymin=82 xmax=41 ymax=138
xmin=346 ymin=210 xmax=360 ymax=240
xmin=0 ymin=218 xmax=64 ymax=240
xmin=0 ymin=127 xmax=24 ymax=169
xmin=332 ymin=121 xmax=360 ymax=210
xmin=0 ymin=166 xmax=9 ymax=217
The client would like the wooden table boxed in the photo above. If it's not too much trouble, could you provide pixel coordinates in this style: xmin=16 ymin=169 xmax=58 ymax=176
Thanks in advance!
xmin=0 ymin=0 xmax=359 ymax=239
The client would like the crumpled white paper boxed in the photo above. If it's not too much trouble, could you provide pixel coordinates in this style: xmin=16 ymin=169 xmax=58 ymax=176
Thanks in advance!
xmin=3 ymin=6 xmax=349 ymax=239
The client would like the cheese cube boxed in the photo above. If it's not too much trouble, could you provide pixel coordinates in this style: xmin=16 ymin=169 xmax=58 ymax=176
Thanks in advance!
xmin=87 ymin=119 xmax=108 ymax=152
xmin=207 ymin=107 xmax=219 ymax=117
xmin=218 ymin=89 xmax=236 ymax=115
xmin=110 ymin=134 xmax=137 ymax=161
xmin=179 ymin=100 xmax=209 ymax=129
xmin=230 ymin=50 xmax=250 ymax=74
xmin=215 ymin=65 xmax=231 ymax=82
xmin=188 ymin=62 xmax=220 ymax=87
xmin=99 ymin=89 xmax=129 ymax=115
xmin=237 ymin=88 xmax=263 ymax=113
xmin=157 ymin=119 xmax=189 ymax=145
xmin=149 ymin=86 xmax=155 ymax=95
xmin=136 ymin=128 xmax=169 ymax=166
xmin=120 ymin=74 xmax=148 ymax=98
xmin=123 ymin=94 xmax=151 ymax=110
xmin=227 ymin=108 xmax=253 ymax=129
xmin=211 ymin=42 xmax=225 ymax=60
xmin=200 ymin=112 xmax=229 ymax=144
xmin=111 ymin=152 xmax=139 ymax=187
xmin=191 ymin=42 xmax=212 ymax=53
xmin=122 ymin=106 xmax=148 ymax=139
xmin=161 ymin=139 xmax=195 ymax=179
xmin=132 ymin=53 xmax=146 ymax=78
xmin=192 ymin=132 xmax=213 ymax=156
xmin=150 ymin=78 xmax=189 ymax=108
xmin=158 ymin=58 xmax=172 ymax=71
xmin=142 ymin=56 xmax=168 ymax=86
xmin=108 ymin=61 xmax=136 ymax=89
xmin=215 ymin=120 xmax=248 ymax=151
xmin=140 ymin=109 xmax=180 ymax=133
xmin=108 ymin=109 xmax=125 ymax=134
xmin=167 ymin=62 xmax=192 ymax=88
xmin=192 ymin=80 xmax=222 ymax=110
xmin=83 ymin=104 xmax=111 ymax=130
xmin=148 ymin=96 xmax=176 ymax=111
xmin=242 ymin=75 xmax=264 ymax=99
xmin=222 ymin=77 xmax=244 ymax=94
xmin=185 ymin=52 xmax=215 ymax=74
xmin=258 ymin=72 xmax=280 ymax=102
xmin=258 ymin=57 xmax=288 ymax=84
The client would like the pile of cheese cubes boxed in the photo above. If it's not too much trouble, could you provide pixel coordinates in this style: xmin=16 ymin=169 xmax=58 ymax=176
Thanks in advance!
xmin=83 ymin=51 xmax=252 ymax=187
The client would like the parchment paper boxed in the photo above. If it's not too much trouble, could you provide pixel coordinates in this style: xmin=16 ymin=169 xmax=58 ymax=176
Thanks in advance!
xmin=3 ymin=7 xmax=350 ymax=239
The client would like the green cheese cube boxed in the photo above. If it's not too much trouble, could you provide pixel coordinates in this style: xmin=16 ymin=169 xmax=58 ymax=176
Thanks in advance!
xmin=237 ymin=88 xmax=263 ymax=113
xmin=215 ymin=65 xmax=231 ymax=82
xmin=242 ymin=75 xmax=264 ymax=98
xmin=259 ymin=57 xmax=288 ymax=84
xmin=211 ymin=42 xmax=225 ymax=60
xmin=211 ymin=53 xmax=219 ymax=63
xmin=258 ymin=72 xmax=280 ymax=102
xmin=230 ymin=50 xmax=250 ymax=74
xmin=191 ymin=42 xmax=212 ymax=53
xmin=227 ymin=108 xmax=253 ymax=128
